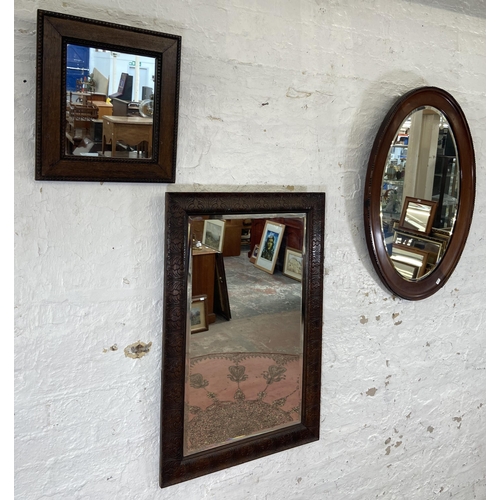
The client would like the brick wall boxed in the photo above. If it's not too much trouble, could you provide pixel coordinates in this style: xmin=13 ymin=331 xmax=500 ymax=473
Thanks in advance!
xmin=14 ymin=0 xmax=486 ymax=498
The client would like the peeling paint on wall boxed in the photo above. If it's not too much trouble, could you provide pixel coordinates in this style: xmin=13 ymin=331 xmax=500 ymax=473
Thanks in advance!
xmin=392 ymin=312 xmax=402 ymax=325
xmin=452 ymin=416 xmax=463 ymax=429
xmin=286 ymin=87 xmax=312 ymax=98
xmin=124 ymin=341 xmax=152 ymax=359
xmin=103 ymin=344 xmax=118 ymax=353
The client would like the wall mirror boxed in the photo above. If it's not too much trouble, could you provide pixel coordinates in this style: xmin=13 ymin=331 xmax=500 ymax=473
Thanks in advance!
xmin=35 ymin=10 xmax=181 ymax=182
xmin=364 ymin=87 xmax=475 ymax=300
xmin=160 ymin=192 xmax=325 ymax=487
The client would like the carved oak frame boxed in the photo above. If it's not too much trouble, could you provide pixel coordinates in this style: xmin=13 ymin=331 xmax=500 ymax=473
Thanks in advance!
xmin=160 ymin=192 xmax=325 ymax=487
xmin=35 ymin=10 xmax=181 ymax=183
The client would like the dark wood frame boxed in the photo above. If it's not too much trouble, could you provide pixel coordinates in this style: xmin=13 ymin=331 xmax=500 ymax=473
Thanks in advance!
xmin=161 ymin=192 xmax=325 ymax=487
xmin=190 ymin=295 xmax=209 ymax=334
xmin=364 ymin=87 xmax=476 ymax=300
xmin=35 ymin=10 xmax=181 ymax=182
xmin=398 ymin=196 xmax=438 ymax=235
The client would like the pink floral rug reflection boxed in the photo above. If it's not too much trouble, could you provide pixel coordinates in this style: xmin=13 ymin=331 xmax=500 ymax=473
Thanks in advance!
xmin=186 ymin=352 xmax=302 ymax=454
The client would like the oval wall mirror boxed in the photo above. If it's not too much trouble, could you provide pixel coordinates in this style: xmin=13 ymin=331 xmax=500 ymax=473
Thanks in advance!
xmin=364 ymin=87 xmax=475 ymax=300
xmin=160 ymin=192 xmax=325 ymax=487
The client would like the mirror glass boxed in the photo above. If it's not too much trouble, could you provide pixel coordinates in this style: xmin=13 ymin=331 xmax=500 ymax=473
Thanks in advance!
xmin=185 ymin=213 xmax=305 ymax=455
xmin=160 ymin=192 xmax=324 ymax=487
xmin=36 ymin=10 xmax=181 ymax=182
xmin=364 ymin=87 xmax=475 ymax=300
xmin=65 ymin=44 xmax=156 ymax=159
xmin=381 ymin=106 xmax=458 ymax=281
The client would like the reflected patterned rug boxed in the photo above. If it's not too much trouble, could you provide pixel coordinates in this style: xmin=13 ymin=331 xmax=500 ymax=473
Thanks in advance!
xmin=186 ymin=352 xmax=302 ymax=454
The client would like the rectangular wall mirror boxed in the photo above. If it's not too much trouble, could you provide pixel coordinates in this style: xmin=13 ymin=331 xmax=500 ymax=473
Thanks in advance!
xmin=160 ymin=192 xmax=325 ymax=487
xmin=35 ymin=10 xmax=181 ymax=183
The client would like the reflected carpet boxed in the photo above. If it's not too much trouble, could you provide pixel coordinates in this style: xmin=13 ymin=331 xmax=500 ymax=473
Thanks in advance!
xmin=186 ymin=352 xmax=302 ymax=454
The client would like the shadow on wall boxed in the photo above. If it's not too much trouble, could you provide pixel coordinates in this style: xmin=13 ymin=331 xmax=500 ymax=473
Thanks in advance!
xmin=342 ymin=71 xmax=427 ymax=288
xmin=400 ymin=0 xmax=485 ymax=19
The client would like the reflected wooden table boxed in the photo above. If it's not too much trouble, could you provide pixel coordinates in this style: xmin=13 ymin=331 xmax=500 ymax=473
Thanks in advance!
xmin=102 ymin=116 xmax=153 ymax=156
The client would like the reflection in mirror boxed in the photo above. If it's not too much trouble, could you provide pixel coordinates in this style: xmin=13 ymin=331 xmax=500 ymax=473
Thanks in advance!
xmin=160 ymin=192 xmax=324 ymax=487
xmin=36 ymin=10 xmax=181 ymax=182
xmin=364 ymin=87 xmax=475 ymax=300
xmin=399 ymin=198 xmax=437 ymax=234
xmin=381 ymin=106 xmax=458 ymax=281
xmin=185 ymin=214 xmax=305 ymax=455
xmin=391 ymin=244 xmax=428 ymax=279
xmin=65 ymin=44 xmax=156 ymax=158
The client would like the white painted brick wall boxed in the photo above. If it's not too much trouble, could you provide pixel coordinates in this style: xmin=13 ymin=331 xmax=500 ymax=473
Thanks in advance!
xmin=14 ymin=0 xmax=486 ymax=498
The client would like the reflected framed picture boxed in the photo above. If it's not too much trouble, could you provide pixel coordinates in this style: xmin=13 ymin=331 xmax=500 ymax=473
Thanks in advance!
xmin=190 ymin=295 xmax=208 ymax=334
xmin=283 ymin=247 xmax=303 ymax=281
xmin=399 ymin=197 xmax=437 ymax=235
xmin=249 ymin=244 xmax=259 ymax=264
xmin=202 ymin=219 xmax=226 ymax=252
xmin=390 ymin=244 xmax=429 ymax=279
xmin=254 ymin=221 xmax=286 ymax=274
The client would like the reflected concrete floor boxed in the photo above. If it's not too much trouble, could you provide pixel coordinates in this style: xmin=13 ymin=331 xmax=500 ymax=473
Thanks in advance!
xmin=190 ymin=247 xmax=302 ymax=357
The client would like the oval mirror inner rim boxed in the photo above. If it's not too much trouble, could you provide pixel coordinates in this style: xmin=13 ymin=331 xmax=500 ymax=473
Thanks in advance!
xmin=364 ymin=86 xmax=476 ymax=300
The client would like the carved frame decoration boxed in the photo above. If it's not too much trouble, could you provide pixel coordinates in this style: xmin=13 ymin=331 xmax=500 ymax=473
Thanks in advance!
xmin=160 ymin=192 xmax=325 ymax=487
xmin=35 ymin=10 xmax=181 ymax=183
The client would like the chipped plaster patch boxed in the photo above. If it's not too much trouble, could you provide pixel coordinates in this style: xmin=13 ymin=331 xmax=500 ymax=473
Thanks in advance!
xmin=360 ymin=315 xmax=368 ymax=324
xmin=103 ymin=344 xmax=118 ymax=353
xmin=366 ymin=387 xmax=377 ymax=396
xmin=452 ymin=416 xmax=463 ymax=429
xmin=392 ymin=312 xmax=402 ymax=325
xmin=286 ymin=87 xmax=312 ymax=98
xmin=124 ymin=341 xmax=152 ymax=359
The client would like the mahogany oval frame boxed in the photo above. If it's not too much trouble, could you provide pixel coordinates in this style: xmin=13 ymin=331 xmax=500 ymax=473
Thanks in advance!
xmin=160 ymin=192 xmax=325 ymax=487
xmin=363 ymin=87 xmax=476 ymax=300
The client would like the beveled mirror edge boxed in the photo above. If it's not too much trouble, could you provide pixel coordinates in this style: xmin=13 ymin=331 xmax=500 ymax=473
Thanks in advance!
xmin=364 ymin=86 xmax=476 ymax=300
xmin=160 ymin=192 xmax=325 ymax=487
xmin=35 ymin=9 xmax=181 ymax=183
